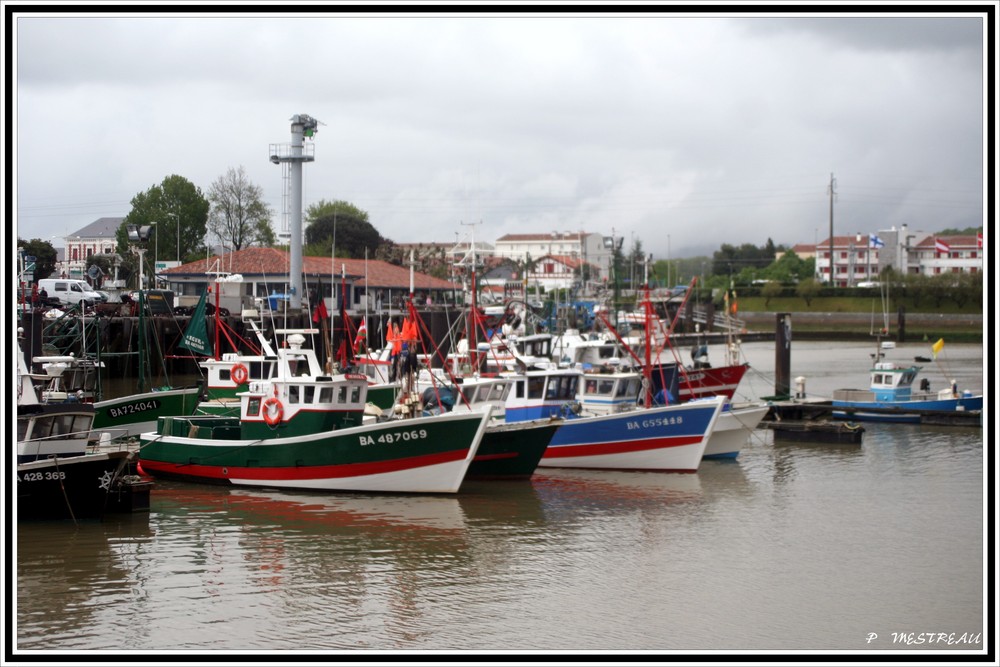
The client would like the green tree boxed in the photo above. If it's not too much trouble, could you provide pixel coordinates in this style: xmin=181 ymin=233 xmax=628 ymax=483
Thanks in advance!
xmin=902 ymin=272 xmax=930 ymax=308
xmin=711 ymin=241 xmax=779 ymax=277
xmin=626 ymin=237 xmax=646 ymax=288
xmin=306 ymin=199 xmax=368 ymax=224
xmin=16 ymin=238 xmax=59 ymax=282
xmin=925 ymin=273 xmax=955 ymax=308
xmin=117 ymin=175 xmax=210 ymax=274
xmin=764 ymin=249 xmax=811 ymax=283
xmin=953 ymin=271 xmax=983 ymax=308
xmin=207 ymin=166 xmax=275 ymax=252
xmin=305 ymin=201 xmax=387 ymax=259
xmin=795 ymin=277 xmax=821 ymax=307
xmin=761 ymin=280 xmax=783 ymax=308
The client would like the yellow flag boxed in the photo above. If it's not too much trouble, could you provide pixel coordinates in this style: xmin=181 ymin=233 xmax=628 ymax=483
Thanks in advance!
xmin=932 ymin=338 xmax=944 ymax=357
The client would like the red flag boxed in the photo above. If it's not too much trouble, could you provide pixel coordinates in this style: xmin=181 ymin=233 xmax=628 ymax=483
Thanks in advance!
xmin=312 ymin=298 xmax=328 ymax=323
xmin=353 ymin=319 xmax=368 ymax=353
xmin=935 ymin=239 xmax=951 ymax=254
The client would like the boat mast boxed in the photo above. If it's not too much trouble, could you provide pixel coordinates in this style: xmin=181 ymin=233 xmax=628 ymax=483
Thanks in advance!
xmin=643 ymin=281 xmax=652 ymax=409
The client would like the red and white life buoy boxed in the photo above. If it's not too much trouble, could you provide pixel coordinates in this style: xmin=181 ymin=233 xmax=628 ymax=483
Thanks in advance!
xmin=262 ymin=397 xmax=284 ymax=426
xmin=231 ymin=363 xmax=249 ymax=385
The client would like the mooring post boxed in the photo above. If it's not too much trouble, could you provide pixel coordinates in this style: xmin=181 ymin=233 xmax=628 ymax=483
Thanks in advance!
xmin=897 ymin=305 xmax=906 ymax=343
xmin=775 ymin=312 xmax=792 ymax=397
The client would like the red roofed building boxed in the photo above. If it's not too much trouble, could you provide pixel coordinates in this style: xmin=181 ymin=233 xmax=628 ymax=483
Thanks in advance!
xmin=162 ymin=247 xmax=460 ymax=315
xmin=910 ymin=235 xmax=983 ymax=276
xmin=528 ymin=254 xmax=597 ymax=292
xmin=812 ymin=226 xmax=983 ymax=286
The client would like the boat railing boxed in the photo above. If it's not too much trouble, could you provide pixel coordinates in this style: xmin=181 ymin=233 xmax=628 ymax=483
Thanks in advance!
xmin=831 ymin=389 xmax=875 ymax=402
xmin=686 ymin=306 xmax=746 ymax=332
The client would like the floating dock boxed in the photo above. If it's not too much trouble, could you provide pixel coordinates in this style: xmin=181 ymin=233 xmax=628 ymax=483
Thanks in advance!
xmin=760 ymin=419 xmax=865 ymax=445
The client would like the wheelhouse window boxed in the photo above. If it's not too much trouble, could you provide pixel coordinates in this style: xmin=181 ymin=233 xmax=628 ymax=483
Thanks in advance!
xmin=527 ymin=376 xmax=545 ymax=399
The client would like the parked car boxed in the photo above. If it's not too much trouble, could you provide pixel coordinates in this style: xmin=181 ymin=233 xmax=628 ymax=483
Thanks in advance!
xmin=36 ymin=279 xmax=103 ymax=308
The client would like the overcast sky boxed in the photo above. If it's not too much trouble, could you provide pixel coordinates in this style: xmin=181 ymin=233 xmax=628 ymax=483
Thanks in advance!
xmin=11 ymin=7 xmax=989 ymax=260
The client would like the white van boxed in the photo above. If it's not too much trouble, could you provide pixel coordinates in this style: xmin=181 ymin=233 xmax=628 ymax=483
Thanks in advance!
xmin=37 ymin=279 xmax=104 ymax=308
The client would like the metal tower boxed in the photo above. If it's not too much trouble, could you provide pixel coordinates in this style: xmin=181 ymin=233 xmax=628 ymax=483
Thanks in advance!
xmin=270 ymin=114 xmax=320 ymax=310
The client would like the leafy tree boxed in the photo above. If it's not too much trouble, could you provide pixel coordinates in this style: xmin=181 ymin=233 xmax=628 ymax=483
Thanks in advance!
xmin=901 ymin=273 xmax=930 ymax=308
xmin=207 ymin=166 xmax=274 ymax=251
xmin=760 ymin=280 xmax=783 ymax=308
xmin=711 ymin=242 xmax=776 ymax=277
xmin=626 ymin=237 xmax=647 ymax=287
xmin=17 ymin=238 xmax=58 ymax=282
xmin=938 ymin=226 xmax=984 ymax=235
xmin=764 ymin=250 xmax=812 ymax=283
xmin=795 ymin=278 xmax=821 ymax=307
xmin=953 ymin=271 xmax=982 ymax=308
xmin=305 ymin=201 xmax=387 ymax=259
xmin=116 ymin=175 xmax=210 ymax=277
xmin=305 ymin=199 xmax=369 ymax=226
xmin=925 ymin=273 xmax=955 ymax=308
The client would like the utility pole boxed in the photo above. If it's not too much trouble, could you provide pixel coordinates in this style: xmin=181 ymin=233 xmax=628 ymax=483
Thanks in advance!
xmin=828 ymin=173 xmax=837 ymax=288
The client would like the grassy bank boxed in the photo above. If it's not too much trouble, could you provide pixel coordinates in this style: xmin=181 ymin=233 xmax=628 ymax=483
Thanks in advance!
xmin=732 ymin=296 xmax=984 ymax=343
xmin=731 ymin=295 xmax=984 ymax=316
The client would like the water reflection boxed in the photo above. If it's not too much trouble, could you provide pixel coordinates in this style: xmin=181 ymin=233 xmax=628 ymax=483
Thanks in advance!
xmin=530 ymin=468 xmax=703 ymax=526
xmin=17 ymin=517 xmax=153 ymax=648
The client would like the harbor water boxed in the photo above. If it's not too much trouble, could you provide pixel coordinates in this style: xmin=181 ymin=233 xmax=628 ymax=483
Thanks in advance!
xmin=12 ymin=340 xmax=989 ymax=658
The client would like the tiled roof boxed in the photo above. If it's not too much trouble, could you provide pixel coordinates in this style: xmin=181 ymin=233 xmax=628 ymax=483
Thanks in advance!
xmin=164 ymin=246 xmax=458 ymax=290
xmin=69 ymin=217 xmax=125 ymax=239
xmin=496 ymin=232 xmax=587 ymax=242
xmin=914 ymin=235 xmax=980 ymax=248
xmin=539 ymin=254 xmax=594 ymax=270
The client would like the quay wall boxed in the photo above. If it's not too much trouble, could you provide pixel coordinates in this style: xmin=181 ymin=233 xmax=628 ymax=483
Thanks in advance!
xmin=23 ymin=308 xmax=983 ymax=381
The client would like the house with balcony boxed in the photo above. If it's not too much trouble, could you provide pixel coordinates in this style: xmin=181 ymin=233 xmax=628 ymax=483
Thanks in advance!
xmin=812 ymin=225 xmax=983 ymax=285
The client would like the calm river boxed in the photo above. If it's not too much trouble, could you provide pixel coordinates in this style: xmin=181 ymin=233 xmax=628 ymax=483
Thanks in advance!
xmin=12 ymin=340 xmax=990 ymax=660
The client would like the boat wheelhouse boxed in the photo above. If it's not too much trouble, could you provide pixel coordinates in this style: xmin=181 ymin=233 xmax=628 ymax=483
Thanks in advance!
xmin=139 ymin=333 xmax=492 ymax=494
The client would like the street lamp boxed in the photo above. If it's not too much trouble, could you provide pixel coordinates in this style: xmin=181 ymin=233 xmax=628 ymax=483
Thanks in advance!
xmin=126 ymin=224 xmax=155 ymax=290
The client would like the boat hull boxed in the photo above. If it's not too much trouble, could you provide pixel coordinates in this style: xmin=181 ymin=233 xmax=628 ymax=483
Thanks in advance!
xmin=651 ymin=363 xmax=749 ymax=401
xmin=831 ymin=395 xmax=983 ymax=424
xmin=538 ymin=398 xmax=723 ymax=472
xmin=138 ymin=410 xmax=491 ymax=494
xmin=702 ymin=404 xmax=769 ymax=459
xmin=466 ymin=419 xmax=560 ymax=480
xmin=17 ymin=451 xmax=138 ymax=521
xmin=93 ymin=386 xmax=202 ymax=438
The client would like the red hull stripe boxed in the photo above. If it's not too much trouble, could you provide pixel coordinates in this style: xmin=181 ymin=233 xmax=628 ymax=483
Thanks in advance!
xmin=473 ymin=452 xmax=519 ymax=462
xmin=141 ymin=449 xmax=467 ymax=481
xmin=543 ymin=435 xmax=701 ymax=460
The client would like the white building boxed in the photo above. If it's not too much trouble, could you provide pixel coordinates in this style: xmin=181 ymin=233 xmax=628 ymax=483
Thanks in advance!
xmin=908 ymin=233 xmax=983 ymax=276
xmin=526 ymin=254 xmax=595 ymax=292
xmin=813 ymin=225 xmax=984 ymax=286
xmin=60 ymin=217 xmax=124 ymax=279
xmin=493 ymin=231 xmax=611 ymax=283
